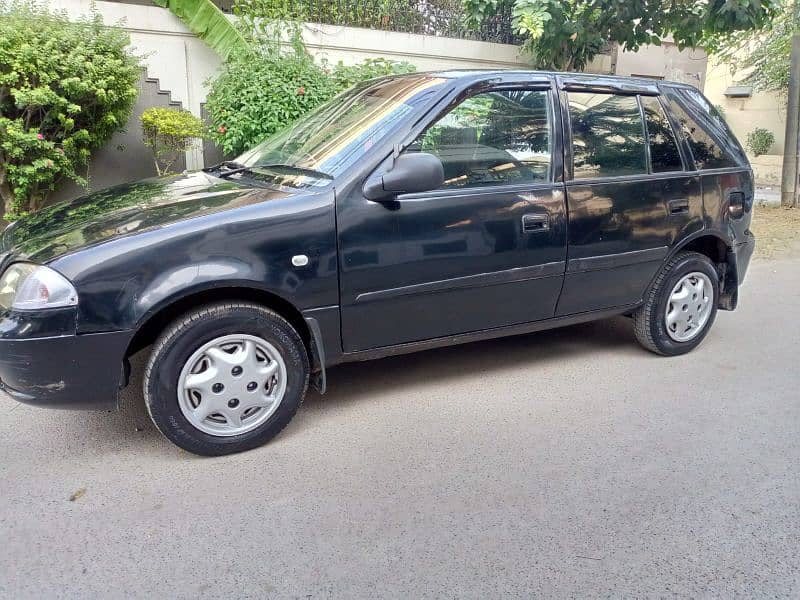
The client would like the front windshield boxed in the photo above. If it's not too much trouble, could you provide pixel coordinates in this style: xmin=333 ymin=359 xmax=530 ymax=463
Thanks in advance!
xmin=233 ymin=75 xmax=447 ymax=188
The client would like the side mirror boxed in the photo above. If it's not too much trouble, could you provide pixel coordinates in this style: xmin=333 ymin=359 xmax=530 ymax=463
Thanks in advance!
xmin=363 ymin=152 xmax=444 ymax=201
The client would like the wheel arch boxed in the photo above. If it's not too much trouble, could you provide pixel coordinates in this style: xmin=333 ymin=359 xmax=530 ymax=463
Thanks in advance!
xmin=125 ymin=285 xmax=314 ymax=368
xmin=668 ymin=231 xmax=739 ymax=310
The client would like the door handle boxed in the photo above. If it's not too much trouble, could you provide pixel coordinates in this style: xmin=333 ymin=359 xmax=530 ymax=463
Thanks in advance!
xmin=667 ymin=199 xmax=690 ymax=216
xmin=522 ymin=213 xmax=549 ymax=233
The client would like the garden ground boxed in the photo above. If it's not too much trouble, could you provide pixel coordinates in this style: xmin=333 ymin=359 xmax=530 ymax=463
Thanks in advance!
xmin=750 ymin=205 xmax=800 ymax=258
xmin=1 ymin=242 xmax=798 ymax=597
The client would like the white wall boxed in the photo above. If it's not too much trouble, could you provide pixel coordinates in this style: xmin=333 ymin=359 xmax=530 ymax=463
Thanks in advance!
xmin=54 ymin=1 xmax=707 ymax=169
xmin=615 ymin=41 xmax=707 ymax=88
xmin=704 ymin=54 xmax=786 ymax=156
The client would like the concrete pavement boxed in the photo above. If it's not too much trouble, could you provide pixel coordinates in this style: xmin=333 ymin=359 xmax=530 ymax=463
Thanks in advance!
xmin=1 ymin=257 xmax=798 ymax=598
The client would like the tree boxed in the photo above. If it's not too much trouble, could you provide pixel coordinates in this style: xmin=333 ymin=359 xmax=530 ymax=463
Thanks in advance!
xmin=462 ymin=0 xmax=777 ymax=71
xmin=710 ymin=0 xmax=799 ymax=94
xmin=141 ymin=107 xmax=205 ymax=176
xmin=0 ymin=2 xmax=141 ymax=219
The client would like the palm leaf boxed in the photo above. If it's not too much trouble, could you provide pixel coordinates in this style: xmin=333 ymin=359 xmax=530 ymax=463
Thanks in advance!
xmin=152 ymin=0 xmax=247 ymax=59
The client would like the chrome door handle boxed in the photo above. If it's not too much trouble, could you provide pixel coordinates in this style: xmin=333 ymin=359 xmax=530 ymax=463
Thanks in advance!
xmin=667 ymin=198 xmax=690 ymax=215
xmin=522 ymin=213 xmax=549 ymax=233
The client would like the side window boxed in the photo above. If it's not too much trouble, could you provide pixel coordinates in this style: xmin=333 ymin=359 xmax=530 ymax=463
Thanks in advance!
xmin=665 ymin=90 xmax=740 ymax=170
xmin=641 ymin=96 xmax=683 ymax=173
xmin=407 ymin=89 xmax=551 ymax=189
xmin=568 ymin=92 xmax=647 ymax=179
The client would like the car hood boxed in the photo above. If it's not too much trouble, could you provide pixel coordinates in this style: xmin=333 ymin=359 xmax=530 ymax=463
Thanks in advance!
xmin=1 ymin=171 xmax=297 ymax=263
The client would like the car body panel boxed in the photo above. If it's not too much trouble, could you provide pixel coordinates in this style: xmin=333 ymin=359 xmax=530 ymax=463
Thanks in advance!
xmin=558 ymin=173 xmax=704 ymax=314
xmin=337 ymin=181 xmax=568 ymax=351
xmin=0 ymin=172 xmax=289 ymax=263
xmin=42 ymin=179 xmax=339 ymax=333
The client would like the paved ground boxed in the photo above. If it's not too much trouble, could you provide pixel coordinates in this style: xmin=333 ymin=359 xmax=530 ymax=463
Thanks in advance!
xmin=1 ymin=256 xmax=799 ymax=598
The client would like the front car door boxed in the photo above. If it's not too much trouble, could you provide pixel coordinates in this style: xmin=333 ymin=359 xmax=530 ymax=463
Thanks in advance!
xmin=556 ymin=76 xmax=703 ymax=315
xmin=338 ymin=78 xmax=568 ymax=352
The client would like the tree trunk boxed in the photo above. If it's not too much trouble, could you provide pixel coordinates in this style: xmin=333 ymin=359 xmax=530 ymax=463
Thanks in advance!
xmin=781 ymin=33 xmax=800 ymax=208
xmin=0 ymin=161 xmax=12 ymax=223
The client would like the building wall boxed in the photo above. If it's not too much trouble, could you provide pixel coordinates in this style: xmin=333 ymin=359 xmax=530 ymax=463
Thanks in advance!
xmin=704 ymin=55 xmax=786 ymax=156
xmin=615 ymin=42 xmax=707 ymax=89
xmin=48 ymin=74 xmax=186 ymax=204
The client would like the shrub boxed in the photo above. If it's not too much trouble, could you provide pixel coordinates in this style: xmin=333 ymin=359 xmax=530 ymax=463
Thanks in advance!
xmin=141 ymin=107 xmax=205 ymax=176
xmin=205 ymin=3 xmax=417 ymax=158
xmin=329 ymin=58 xmax=416 ymax=92
xmin=205 ymin=50 xmax=336 ymax=157
xmin=206 ymin=52 xmax=417 ymax=157
xmin=0 ymin=1 xmax=142 ymax=219
xmin=746 ymin=128 xmax=776 ymax=157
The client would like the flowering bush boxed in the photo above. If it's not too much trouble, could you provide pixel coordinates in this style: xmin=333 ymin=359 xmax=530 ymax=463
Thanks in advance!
xmin=205 ymin=3 xmax=416 ymax=157
xmin=206 ymin=53 xmax=416 ymax=157
xmin=205 ymin=49 xmax=336 ymax=157
xmin=0 ymin=1 xmax=142 ymax=219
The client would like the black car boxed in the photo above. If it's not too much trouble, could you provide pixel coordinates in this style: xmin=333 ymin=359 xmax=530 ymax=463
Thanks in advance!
xmin=0 ymin=70 xmax=755 ymax=455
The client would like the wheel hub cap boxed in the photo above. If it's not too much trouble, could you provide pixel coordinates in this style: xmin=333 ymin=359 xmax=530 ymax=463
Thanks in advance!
xmin=177 ymin=334 xmax=287 ymax=436
xmin=664 ymin=271 xmax=714 ymax=342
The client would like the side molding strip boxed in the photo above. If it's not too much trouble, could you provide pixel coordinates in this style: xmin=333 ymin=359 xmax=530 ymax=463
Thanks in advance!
xmin=355 ymin=260 xmax=566 ymax=304
xmin=567 ymin=246 xmax=668 ymax=273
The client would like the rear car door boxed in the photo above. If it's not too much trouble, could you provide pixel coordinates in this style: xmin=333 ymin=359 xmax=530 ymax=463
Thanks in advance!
xmin=337 ymin=82 xmax=568 ymax=352
xmin=556 ymin=79 xmax=703 ymax=315
xmin=660 ymin=85 xmax=755 ymax=256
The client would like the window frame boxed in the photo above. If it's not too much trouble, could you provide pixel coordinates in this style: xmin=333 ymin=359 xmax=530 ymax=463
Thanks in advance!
xmin=661 ymin=86 xmax=747 ymax=173
xmin=563 ymin=89 xmax=655 ymax=183
xmin=640 ymin=94 xmax=688 ymax=175
xmin=398 ymin=83 xmax=558 ymax=195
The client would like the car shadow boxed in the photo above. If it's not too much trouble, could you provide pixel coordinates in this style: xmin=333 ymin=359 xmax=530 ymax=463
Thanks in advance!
xmin=301 ymin=316 xmax=637 ymax=412
xmin=107 ymin=315 xmax=639 ymax=450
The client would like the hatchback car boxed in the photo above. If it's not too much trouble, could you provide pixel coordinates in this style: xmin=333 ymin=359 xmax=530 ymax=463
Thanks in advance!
xmin=0 ymin=70 xmax=755 ymax=455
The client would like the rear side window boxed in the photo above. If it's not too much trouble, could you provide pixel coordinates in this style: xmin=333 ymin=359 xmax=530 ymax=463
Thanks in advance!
xmin=408 ymin=89 xmax=552 ymax=189
xmin=568 ymin=92 xmax=647 ymax=179
xmin=641 ymin=96 xmax=683 ymax=173
xmin=664 ymin=88 xmax=745 ymax=170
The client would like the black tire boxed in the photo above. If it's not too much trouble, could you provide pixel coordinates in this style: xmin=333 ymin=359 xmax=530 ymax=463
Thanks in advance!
xmin=143 ymin=302 xmax=309 ymax=456
xmin=633 ymin=251 xmax=720 ymax=356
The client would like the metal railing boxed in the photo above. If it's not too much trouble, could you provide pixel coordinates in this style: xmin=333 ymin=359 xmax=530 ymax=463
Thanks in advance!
xmin=275 ymin=0 xmax=521 ymax=44
xmin=108 ymin=0 xmax=521 ymax=44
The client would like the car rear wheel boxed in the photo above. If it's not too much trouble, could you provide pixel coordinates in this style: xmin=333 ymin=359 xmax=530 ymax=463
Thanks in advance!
xmin=144 ymin=302 xmax=309 ymax=456
xmin=633 ymin=251 xmax=720 ymax=356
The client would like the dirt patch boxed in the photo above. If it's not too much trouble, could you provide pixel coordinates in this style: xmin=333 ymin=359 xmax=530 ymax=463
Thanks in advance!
xmin=750 ymin=206 xmax=800 ymax=259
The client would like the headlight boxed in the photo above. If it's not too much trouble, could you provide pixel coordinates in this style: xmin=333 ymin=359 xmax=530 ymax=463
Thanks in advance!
xmin=0 ymin=263 xmax=78 ymax=311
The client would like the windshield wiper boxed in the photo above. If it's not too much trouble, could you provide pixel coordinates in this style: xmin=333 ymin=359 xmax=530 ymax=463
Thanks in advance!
xmin=203 ymin=160 xmax=246 ymax=174
xmin=210 ymin=162 xmax=333 ymax=181
xmin=214 ymin=165 xmax=256 ymax=179
xmin=254 ymin=163 xmax=334 ymax=180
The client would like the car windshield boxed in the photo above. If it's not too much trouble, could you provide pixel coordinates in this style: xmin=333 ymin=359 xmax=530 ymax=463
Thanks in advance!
xmin=232 ymin=75 xmax=448 ymax=188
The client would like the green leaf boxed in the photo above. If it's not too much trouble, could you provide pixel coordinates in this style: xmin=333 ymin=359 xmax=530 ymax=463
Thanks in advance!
xmin=154 ymin=0 xmax=247 ymax=60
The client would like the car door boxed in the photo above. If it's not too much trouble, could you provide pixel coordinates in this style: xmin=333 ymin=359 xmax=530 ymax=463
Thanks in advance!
xmin=660 ymin=85 xmax=755 ymax=249
xmin=337 ymin=84 xmax=568 ymax=352
xmin=556 ymin=81 xmax=703 ymax=315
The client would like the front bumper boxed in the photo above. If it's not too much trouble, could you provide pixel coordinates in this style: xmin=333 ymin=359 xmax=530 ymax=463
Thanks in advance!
xmin=0 ymin=310 xmax=132 ymax=410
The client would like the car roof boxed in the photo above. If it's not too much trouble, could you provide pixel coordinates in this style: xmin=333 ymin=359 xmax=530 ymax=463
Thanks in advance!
xmin=405 ymin=69 xmax=691 ymax=94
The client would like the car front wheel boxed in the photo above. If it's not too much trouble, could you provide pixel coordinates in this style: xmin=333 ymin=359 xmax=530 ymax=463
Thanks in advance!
xmin=633 ymin=251 xmax=720 ymax=356
xmin=143 ymin=302 xmax=309 ymax=456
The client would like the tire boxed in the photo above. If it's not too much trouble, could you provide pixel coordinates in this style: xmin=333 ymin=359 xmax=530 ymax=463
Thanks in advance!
xmin=633 ymin=251 xmax=720 ymax=356
xmin=144 ymin=302 xmax=309 ymax=456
